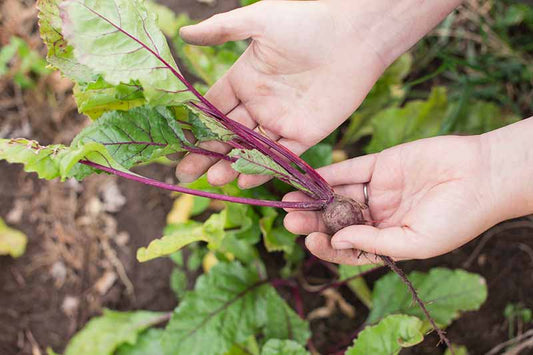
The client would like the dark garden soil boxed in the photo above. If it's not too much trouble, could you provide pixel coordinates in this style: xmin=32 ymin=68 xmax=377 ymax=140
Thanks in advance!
xmin=0 ymin=1 xmax=532 ymax=354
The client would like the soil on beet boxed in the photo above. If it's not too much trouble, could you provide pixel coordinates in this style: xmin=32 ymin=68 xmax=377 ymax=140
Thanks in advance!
xmin=1 ymin=1 xmax=532 ymax=355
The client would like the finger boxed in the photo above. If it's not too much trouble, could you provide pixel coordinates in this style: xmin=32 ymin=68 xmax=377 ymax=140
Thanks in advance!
xmin=184 ymin=130 xmax=196 ymax=145
xmin=176 ymin=140 xmax=230 ymax=182
xmin=236 ymin=127 xmax=280 ymax=189
xmin=238 ymin=171 xmax=272 ymax=189
xmin=305 ymin=232 xmax=384 ymax=266
xmin=284 ymin=211 xmax=327 ymax=235
xmin=204 ymin=74 xmax=239 ymax=116
xmin=206 ymin=159 xmax=238 ymax=186
xmin=333 ymin=184 xmax=366 ymax=204
xmin=179 ymin=2 xmax=267 ymax=46
xmin=238 ymin=138 xmax=308 ymax=189
xmin=316 ymin=154 xmax=377 ymax=186
xmin=330 ymin=224 xmax=428 ymax=259
xmin=206 ymin=105 xmax=257 ymax=185
xmin=282 ymin=191 xmax=315 ymax=212
xmin=175 ymin=77 xmax=239 ymax=182
xmin=177 ymin=105 xmax=255 ymax=183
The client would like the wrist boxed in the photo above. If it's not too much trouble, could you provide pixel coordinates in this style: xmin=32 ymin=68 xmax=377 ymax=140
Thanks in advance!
xmin=481 ymin=118 xmax=533 ymax=222
xmin=326 ymin=0 xmax=463 ymax=67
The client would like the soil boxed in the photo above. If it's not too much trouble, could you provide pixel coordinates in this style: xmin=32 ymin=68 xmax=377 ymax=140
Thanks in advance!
xmin=1 ymin=1 xmax=532 ymax=355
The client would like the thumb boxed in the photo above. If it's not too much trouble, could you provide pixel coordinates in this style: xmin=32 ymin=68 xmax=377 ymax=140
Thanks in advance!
xmin=180 ymin=3 xmax=267 ymax=46
xmin=330 ymin=225 xmax=429 ymax=259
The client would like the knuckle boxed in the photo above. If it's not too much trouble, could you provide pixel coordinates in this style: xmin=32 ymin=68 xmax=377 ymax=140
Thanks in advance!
xmin=213 ymin=18 xmax=234 ymax=37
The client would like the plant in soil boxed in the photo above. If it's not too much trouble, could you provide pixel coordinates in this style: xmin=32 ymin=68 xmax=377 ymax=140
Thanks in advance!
xmin=0 ymin=0 xmax=491 ymax=354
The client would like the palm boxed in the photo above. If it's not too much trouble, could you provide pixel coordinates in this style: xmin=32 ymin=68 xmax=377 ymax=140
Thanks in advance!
xmin=223 ymin=2 xmax=356 ymax=148
xmin=284 ymin=136 xmax=496 ymax=264
xmin=366 ymin=137 xmax=491 ymax=257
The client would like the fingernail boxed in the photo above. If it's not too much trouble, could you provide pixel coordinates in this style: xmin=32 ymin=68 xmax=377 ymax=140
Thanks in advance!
xmin=176 ymin=172 xmax=195 ymax=183
xmin=332 ymin=241 xmax=354 ymax=250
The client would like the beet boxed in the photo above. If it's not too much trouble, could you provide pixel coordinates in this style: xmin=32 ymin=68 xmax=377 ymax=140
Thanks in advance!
xmin=322 ymin=195 xmax=366 ymax=234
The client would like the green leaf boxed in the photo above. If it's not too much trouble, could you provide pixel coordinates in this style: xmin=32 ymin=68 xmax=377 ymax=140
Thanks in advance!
xmin=172 ymin=15 xmax=246 ymax=86
xmin=0 ymin=38 xmax=19 ymax=77
xmin=341 ymin=53 xmax=412 ymax=145
xmin=46 ymin=348 xmax=61 ymax=355
xmin=338 ymin=265 xmax=377 ymax=309
xmin=72 ymin=106 xmax=186 ymax=168
xmin=169 ymin=268 xmax=188 ymax=300
xmin=451 ymin=100 xmax=519 ymax=134
xmin=0 ymin=138 xmax=128 ymax=181
xmin=240 ymin=0 xmax=261 ymax=6
xmin=263 ymin=293 xmax=309 ymax=345
xmin=367 ymin=268 xmax=487 ymax=326
xmin=202 ymin=211 xmax=227 ymax=247
xmin=145 ymin=0 xmax=181 ymax=38
xmin=229 ymin=149 xmax=309 ymax=193
xmin=346 ymin=315 xmax=424 ymax=355
xmin=259 ymin=208 xmax=296 ymax=254
xmin=445 ymin=345 xmax=469 ymax=355
xmin=230 ymin=149 xmax=288 ymax=177
xmin=38 ymin=0 xmax=154 ymax=117
xmin=136 ymin=221 xmax=205 ymax=262
xmin=301 ymin=143 xmax=332 ymax=169
xmin=191 ymin=196 xmax=211 ymax=216
xmin=197 ymin=114 xmax=238 ymax=142
xmin=162 ymin=262 xmax=309 ymax=355
xmin=73 ymin=78 xmax=146 ymax=119
xmin=0 ymin=37 xmax=51 ymax=88
xmin=38 ymin=0 xmax=156 ymax=118
xmin=61 ymin=0 xmax=194 ymax=106
xmin=261 ymin=339 xmax=309 ymax=355
xmin=116 ymin=328 xmax=164 ymax=355
xmin=177 ymin=41 xmax=245 ymax=86
xmin=137 ymin=204 xmax=256 ymax=263
xmin=365 ymin=86 xmax=448 ymax=153
xmin=0 ymin=218 xmax=27 ymax=258
xmin=64 ymin=309 xmax=167 ymax=355
xmin=0 ymin=139 xmax=66 ymax=180
xmin=210 ymin=206 xmax=259 ymax=263
xmin=37 ymin=0 xmax=94 ymax=82
xmin=225 ymin=336 xmax=260 ymax=355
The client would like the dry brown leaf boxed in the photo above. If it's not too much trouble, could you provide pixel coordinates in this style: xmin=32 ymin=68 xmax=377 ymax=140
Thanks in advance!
xmin=94 ymin=270 xmax=117 ymax=296
xmin=307 ymin=289 xmax=356 ymax=321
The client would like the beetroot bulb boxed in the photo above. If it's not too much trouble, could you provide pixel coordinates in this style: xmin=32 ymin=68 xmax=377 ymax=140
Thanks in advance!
xmin=322 ymin=194 xmax=367 ymax=234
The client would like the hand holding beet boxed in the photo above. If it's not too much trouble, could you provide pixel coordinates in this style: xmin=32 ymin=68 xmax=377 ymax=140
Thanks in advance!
xmin=284 ymin=118 xmax=533 ymax=265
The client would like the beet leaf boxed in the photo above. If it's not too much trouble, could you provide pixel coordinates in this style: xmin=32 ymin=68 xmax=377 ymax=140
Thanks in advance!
xmin=346 ymin=315 xmax=425 ymax=355
xmin=162 ymin=261 xmax=309 ymax=355
xmin=367 ymin=268 xmax=487 ymax=326
xmin=261 ymin=339 xmax=309 ymax=355
xmin=63 ymin=309 xmax=168 ymax=355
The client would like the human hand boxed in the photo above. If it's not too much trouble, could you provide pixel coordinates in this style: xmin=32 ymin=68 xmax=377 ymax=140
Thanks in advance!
xmin=283 ymin=135 xmax=503 ymax=265
xmin=175 ymin=0 xmax=392 ymax=188
xmin=176 ymin=0 xmax=463 ymax=189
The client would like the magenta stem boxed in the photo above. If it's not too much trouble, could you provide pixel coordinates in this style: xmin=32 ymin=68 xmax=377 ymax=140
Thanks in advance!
xmin=102 ymin=141 xmax=237 ymax=162
xmin=190 ymin=103 xmax=321 ymax=198
xmin=80 ymin=160 xmax=327 ymax=210
xmin=195 ymin=103 xmax=334 ymax=200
